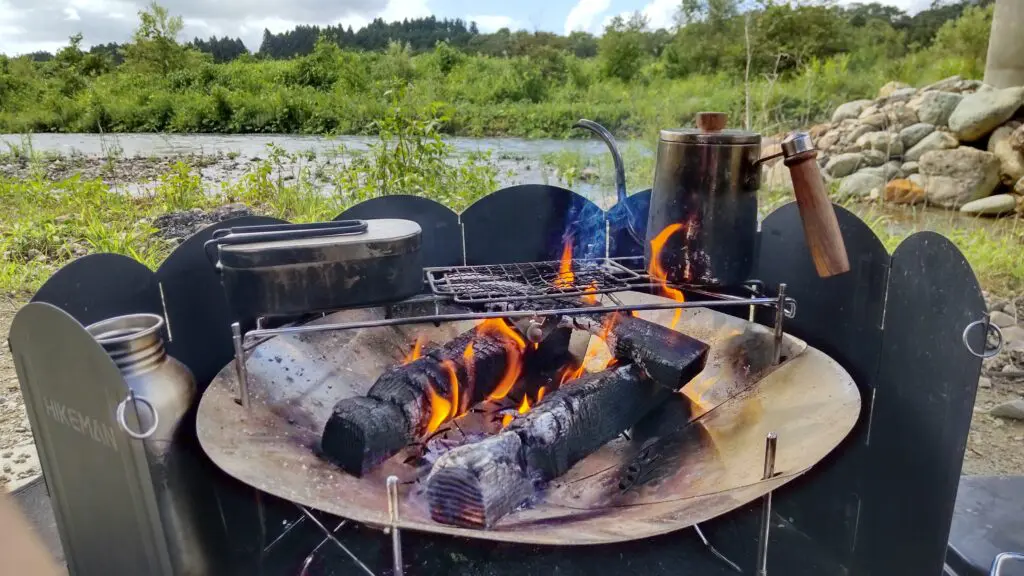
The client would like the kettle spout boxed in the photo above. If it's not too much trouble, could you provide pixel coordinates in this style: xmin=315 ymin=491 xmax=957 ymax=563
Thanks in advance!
xmin=572 ymin=119 xmax=627 ymax=205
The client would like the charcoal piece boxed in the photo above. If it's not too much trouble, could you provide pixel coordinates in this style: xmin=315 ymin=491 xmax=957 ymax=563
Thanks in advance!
xmin=426 ymin=433 xmax=533 ymax=529
xmin=320 ymin=396 xmax=410 ymax=476
xmin=426 ymin=364 xmax=674 ymax=529
xmin=571 ymin=313 xmax=709 ymax=391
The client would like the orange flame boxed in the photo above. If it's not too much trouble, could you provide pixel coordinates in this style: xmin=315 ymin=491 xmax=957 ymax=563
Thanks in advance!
xmin=479 ymin=319 xmax=526 ymax=401
xmin=648 ymin=224 xmax=687 ymax=329
xmin=461 ymin=343 xmax=475 ymax=414
xmin=402 ymin=337 xmax=423 ymax=364
xmin=425 ymin=382 xmax=452 ymax=435
xmin=558 ymin=361 xmax=585 ymax=385
xmin=555 ymin=238 xmax=574 ymax=289
xmin=581 ymin=281 xmax=600 ymax=305
xmin=518 ymin=395 xmax=531 ymax=414
xmin=441 ymin=359 xmax=460 ymax=418
xmin=536 ymin=386 xmax=547 ymax=402
xmin=501 ymin=413 xmax=514 ymax=428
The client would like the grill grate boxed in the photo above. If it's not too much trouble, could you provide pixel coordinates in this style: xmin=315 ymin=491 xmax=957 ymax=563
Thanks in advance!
xmin=425 ymin=258 xmax=648 ymax=304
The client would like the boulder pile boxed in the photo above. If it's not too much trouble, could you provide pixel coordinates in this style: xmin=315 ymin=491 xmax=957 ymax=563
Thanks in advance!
xmin=766 ymin=76 xmax=1024 ymax=217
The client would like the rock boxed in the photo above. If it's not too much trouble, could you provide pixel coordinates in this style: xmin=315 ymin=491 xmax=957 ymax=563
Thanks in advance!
xmin=845 ymin=124 xmax=875 ymax=145
xmin=808 ymin=123 xmax=831 ymax=140
xmin=859 ymin=160 xmax=904 ymax=181
xmin=948 ymin=87 xmax=1024 ymax=141
xmin=990 ymin=400 xmax=1024 ymax=420
xmin=987 ymin=123 xmax=1024 ymax=184
xmin=909 ymin=173 xmax=926 ymax=188
xmin=911 ymin=91 xmax=963 ymax=126
xmin=1011 ymin=124 xmax=1024 ymax=152
xmin=990 ymin=310 xmax=1017 ymax=328
xmin=1017 ymin=176 xmax=1024 ymax=195
xmin=899 ymin=123 xmax=935 ymax=149
xmin=884 ymin=179 xmax=926 ymax=205
xmin=878 ymin=81 xmax=911 ymax=99
xmin=838 ymin=171 xmax=885 ymax=199
xmin=919 ymin=147 xmax=1001 ymax=208
xmin=886 ymin=87 xmax=918 ymax=103
xmin=579 ymin=167 xmax=600 ymax=182
xmin=856 ymin=131 xmax=904 ymax=156
xmin=978 ymin=377 xmax=992 ymax=389
xmin=762 ymin=160 xmax=793 ymax=192
xmin=886 ymin=105 xmax=919 ymax=130
xmin=904 ymin=131 xmax=959 ymax=162
xmin=832 ymin=100 xmax=874 ymax=123
xmin=859 ymin=105 xmax=880 ymax=119
xmin=901 ymin=161 xmax=919 ymax=175
xmin=860 ymin=113 xmax=888 ymax=130
xmin=921 ymin=75 xmax=962 ymax=93
xmin=818 ymin=131 xmax=841 ymax=151
xmin=860 ymin=149 xmax=886 ymax=167
xmin=960 ymin=194 xmax=1018 ymax=216
xmin=824 ymin=153 xmax=865 ymax=178
xmin=1002 ymin=324 xmax=1024 ymax=345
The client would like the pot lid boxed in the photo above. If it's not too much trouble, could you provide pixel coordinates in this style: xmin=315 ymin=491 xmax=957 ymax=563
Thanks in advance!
xmin=217 ymin=218 xmax=422 ymax=269
xmin=659 ymin=128 xmax=761 ymax=145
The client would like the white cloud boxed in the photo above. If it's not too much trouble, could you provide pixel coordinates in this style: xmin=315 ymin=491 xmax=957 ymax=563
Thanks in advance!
xmin=640 ymin=0 xmax=680 ymax=29
xmin=836 ymin=0 xmax=931 ymax=14
xmin=469 ymin=14 xmax=520 ymax=33
xmin=564 ymin=0 xmax=610 ymax=35
xmin=380 ymin=0 xmax=431 ymax=22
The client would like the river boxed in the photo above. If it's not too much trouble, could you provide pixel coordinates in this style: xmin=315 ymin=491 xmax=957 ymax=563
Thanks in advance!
xmin=2 ymin=133 xmax=1018 ymax=236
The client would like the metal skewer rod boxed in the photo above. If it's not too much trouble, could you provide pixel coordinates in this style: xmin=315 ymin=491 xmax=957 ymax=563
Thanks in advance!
xmin=693 ymin=524 xmax=743 ymax=573
xmin=242 ymin=297 xmax=784 ymax=345
xmin=297 ymin=506 xmax=375 ymax=576
xmin=756 ymin=432 xmax=779 ymax=576
xmin=386 ymin=476 xmax=404 ymax=576
xmin=772 ymin=284 xmax=787 ymax=366
xmin=231 ymin=322 xmax=249 ymax=408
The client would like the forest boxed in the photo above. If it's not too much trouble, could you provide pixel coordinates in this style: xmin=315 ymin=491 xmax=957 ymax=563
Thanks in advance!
xmin=0 ymin=0 xmax=996 ymax=137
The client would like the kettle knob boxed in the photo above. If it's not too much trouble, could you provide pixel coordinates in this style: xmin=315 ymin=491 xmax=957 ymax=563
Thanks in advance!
xmin=696 ymin=112 xmax=728 ymax=132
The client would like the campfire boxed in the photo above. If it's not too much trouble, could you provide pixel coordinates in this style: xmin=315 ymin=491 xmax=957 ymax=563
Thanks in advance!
xmin=319 ymin=237 xmax=710 ymax=529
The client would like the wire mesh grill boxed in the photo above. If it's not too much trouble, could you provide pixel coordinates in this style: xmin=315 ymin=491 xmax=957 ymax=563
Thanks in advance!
xmin=425 ymin=258 xmax=647 ymax=304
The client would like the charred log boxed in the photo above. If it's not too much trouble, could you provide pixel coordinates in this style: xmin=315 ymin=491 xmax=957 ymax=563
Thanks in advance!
xmin=426 ymin=433 xmax=533 ymax=529
xmin=425 ymin=364 xmax=672 ymax=528
xmin=570 ymin=313 xmax=709 ymax=392
xmin=321 ymin=322 xmax=568 ymax=477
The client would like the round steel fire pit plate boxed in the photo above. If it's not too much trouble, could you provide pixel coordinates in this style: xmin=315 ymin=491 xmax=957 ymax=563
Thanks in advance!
xmin=197 ymin=291 xmax=860 ymax=545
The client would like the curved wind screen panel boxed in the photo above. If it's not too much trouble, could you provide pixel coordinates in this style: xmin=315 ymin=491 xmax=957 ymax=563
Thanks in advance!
xmin=753 ymin=202 xmax=890 ymax=570
xmin=608 ymin=189 xmax=651 ymax=261
xmin=155 ymin=216 xmax=286 ymax=389
xmin=337 ymin=195 xmax=463 ymax=267
xmin=856 ymin=231 xmax=985 ymax=576
xmin=30 ymin=253 xmax=160 ymax=326
xmin=462 ymin=185 xmax=605 ymax=265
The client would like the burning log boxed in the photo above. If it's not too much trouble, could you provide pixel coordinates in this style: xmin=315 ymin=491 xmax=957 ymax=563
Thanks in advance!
xmin=426 ymin=364 xmax=671 ymax=528
xmin=569 ymin=313 xmax=709 ymax=392
xmin=321 ymin=320 xmax=568 ymax=477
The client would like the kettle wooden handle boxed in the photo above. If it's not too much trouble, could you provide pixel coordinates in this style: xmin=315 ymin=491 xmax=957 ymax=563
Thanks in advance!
xmin=784 ymin=149 xmax=850 ymax=277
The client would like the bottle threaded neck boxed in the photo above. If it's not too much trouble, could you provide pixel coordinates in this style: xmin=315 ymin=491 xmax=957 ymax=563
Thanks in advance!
xmin=86 ymin=313 xmax=167 ymax=376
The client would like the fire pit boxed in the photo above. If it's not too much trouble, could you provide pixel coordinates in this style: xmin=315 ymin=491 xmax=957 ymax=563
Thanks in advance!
xmin=9 ymin=180 xmax=995 ymax=575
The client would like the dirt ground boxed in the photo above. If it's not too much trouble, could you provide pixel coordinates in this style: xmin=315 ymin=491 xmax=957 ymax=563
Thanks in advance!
xmin=0 ymin=294 xmax=1020 ymax=492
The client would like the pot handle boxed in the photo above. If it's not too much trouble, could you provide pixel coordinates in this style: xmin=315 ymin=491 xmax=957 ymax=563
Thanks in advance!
xmin=782 ymin=133 xmax=851 ymax=278
xmin=204 ymin=220 xmax=368 ymax=267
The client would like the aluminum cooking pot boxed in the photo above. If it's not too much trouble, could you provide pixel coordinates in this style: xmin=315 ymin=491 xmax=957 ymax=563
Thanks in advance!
xmin=205 ymin=219 xmax=423 ymax=318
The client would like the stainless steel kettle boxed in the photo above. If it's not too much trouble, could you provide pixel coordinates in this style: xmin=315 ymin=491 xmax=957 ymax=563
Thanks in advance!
xmin=647 ymin=112 xmax=849 ymax=286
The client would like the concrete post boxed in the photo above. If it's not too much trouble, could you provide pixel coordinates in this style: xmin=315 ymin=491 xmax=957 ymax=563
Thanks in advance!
xmin=984 ymin=0 xmax=1024 ymax=88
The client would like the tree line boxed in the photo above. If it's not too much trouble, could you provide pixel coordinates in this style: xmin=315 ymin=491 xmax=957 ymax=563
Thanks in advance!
xmin=12 ymin=0 xmax=992 ymax=66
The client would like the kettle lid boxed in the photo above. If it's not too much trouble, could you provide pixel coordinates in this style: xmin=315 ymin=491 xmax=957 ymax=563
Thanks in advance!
xmin=659 ymin=128 xmax=761 ymax=145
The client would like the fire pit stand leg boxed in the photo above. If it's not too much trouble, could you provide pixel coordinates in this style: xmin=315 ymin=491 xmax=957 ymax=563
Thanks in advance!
xmin=771 ymin=284 xmax=787 ymax=365
xmin=296 ymin=505 xmax=376 ymax=576
xmin=693 ymin=524 xmax=742 ymax=573
xmin=231 ymin=322 xmax=250 ymax=408
xmin=756 ymin=432 xmax=779 ymax=576
xmin=385 ymin=475 xmax=404 ymax=576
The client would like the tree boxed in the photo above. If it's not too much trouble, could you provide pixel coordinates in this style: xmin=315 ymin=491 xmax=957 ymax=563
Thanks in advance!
xmin=122 ymin=2 xmax=191 ymax=74
xmin=599 ymin=12 xmax=649 ymax=82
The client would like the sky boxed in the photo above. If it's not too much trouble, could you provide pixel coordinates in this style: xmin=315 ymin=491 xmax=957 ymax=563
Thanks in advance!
xmin=0 ymin=0 xmax=935 ymax=56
